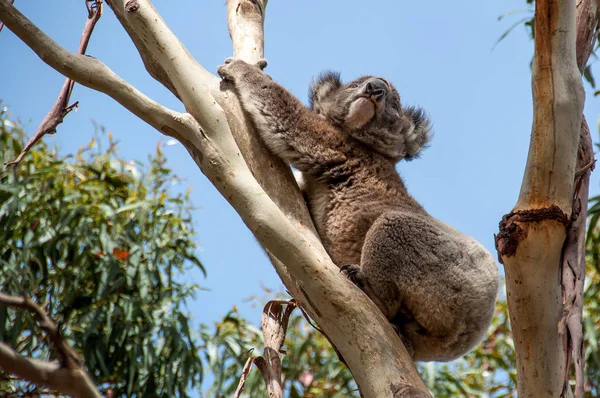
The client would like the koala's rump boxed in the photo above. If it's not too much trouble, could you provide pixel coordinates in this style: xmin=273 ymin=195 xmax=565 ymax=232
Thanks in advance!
xmin=362 ymin=212 xmax=499 ymax=361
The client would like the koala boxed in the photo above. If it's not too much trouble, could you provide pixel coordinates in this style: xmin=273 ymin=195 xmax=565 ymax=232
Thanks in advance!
xmin=217 ymin=58 xmax=499 ymax=362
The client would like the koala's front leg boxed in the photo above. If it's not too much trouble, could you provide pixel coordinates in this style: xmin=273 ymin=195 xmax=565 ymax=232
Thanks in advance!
xmin=217 ymin=58 xmax=350 ymax=176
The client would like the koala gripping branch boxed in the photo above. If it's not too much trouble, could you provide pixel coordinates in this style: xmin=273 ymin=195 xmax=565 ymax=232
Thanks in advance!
xmin=495 ymin=206 xmax=570 ymax=262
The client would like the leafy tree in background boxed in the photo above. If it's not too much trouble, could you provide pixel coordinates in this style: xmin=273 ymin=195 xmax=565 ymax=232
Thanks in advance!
xmin=0 ymin=106 xmax=204 ymax=397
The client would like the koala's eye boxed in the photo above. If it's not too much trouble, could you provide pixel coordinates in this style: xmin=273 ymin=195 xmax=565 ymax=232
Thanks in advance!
xmin=392 ymin=103 xmax=399 ymax=110
xmin=349 ymin=83 xmax=359 ymax=89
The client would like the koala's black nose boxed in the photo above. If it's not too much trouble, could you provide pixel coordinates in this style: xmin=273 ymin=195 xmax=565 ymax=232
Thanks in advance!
xmin=365 ymin=79 xmax=388 ymax=100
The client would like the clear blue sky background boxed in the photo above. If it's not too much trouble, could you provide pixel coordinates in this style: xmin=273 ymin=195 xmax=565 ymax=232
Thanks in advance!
xmin=2 ymin=0 xmax=599 ymax=377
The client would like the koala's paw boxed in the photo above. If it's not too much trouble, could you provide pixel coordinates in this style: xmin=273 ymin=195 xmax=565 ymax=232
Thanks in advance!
xmin=255 ymin=58 xmax=268 ymax=70
xmin=217 ymin=57 xmax=246 ymax=81
xmin=390 ymin=322 xmax=415 ymax=357
xmin=217 ymin=57 xmax=267 ymax=81
xmin=340 ymin=264 xmax=367 ymax=290
xmin=399 ymin=334 xmax=415 ymax=358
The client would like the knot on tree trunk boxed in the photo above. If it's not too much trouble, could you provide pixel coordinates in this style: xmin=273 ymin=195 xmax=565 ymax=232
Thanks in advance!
xmin=495 ymin=205 xmax=570 ymax=262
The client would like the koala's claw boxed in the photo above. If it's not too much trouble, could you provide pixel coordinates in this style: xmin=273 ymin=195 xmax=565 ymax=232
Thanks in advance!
xmin=340 ymin=264 xmax=364 ymax=288
xmin=255 ymin=58 xmax=268 ymax=70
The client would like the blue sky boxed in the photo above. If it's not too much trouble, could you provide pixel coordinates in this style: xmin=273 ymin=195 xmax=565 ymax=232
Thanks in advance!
xmin=2 ymin=0 xmax=599 ymax=366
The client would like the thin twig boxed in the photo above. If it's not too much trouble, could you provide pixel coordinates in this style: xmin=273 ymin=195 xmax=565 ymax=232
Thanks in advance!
xmin=234 ymin=300 xmax=297 ymax=398
xmin=4 ymin=0 xmax=103 ymax=167
xmin=233 ymin=355 xmax=257 ymax=398
xmin=574 ymin=159 xmax=595 ymax=179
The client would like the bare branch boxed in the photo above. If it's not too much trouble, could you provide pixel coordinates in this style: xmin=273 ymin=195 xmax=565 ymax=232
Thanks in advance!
xmin=0 ymin=293 xmax=101 ymax=398
xmin=105 ymin=0 xmax=179 ymax=97
xmin=5 ymin=0 xmax=102 ymax=167
xmin=559 ymin=2 xmax=598 ymax=396
xmin=235 ymin=300 xmax=294 ymax=398
xmin=559 ymin=119 xmax=593 ymax=398
xmin=497 ymin=0 xmax=587 ymax=396
xmin=0 ymin=342 xmax=100 ymax=398
xmin=575 ymin=0 xmax=598 ymax=74
xmin=258 ymin=300 xmax=291 ymax=397
xmin=228 ymin=0 xmax=267 ymax=64
xmin=516 ymin=0 xmax=584 ymax=212
xmin=0 ymin=292 xmax=80 ymax=368
xmin=234 ymin=355 xmax=257 ymax=398
xmin=0 ymin=0 xmax=189 ymax=141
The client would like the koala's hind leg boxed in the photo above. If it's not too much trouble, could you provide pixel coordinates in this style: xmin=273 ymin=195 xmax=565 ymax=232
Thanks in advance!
xmin=358 ymin=211 xmax=465 ymax=358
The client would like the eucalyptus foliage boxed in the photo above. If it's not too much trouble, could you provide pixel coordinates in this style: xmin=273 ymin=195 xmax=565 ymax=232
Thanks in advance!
xmin=0 ymin=107 xmax=204 ymax=397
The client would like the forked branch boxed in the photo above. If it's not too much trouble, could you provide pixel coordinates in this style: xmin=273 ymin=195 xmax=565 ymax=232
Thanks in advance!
xmin=558 ymin=1 xmax=598 ymax=396
xmin=0 ymin=293 xmax=100 ymax=398
xmin=234 ymin=300 xmax=296 ymax=398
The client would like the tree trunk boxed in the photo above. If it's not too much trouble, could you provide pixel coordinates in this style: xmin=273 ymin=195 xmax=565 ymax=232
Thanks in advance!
xmin=495 ymin=0 xmax=595 ymax=396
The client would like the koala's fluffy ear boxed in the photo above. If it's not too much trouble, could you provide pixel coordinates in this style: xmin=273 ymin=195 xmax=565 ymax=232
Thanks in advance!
xmin=401 ymin=106 xmax=433 ymax=161
xmin=309 ymin=71 xmax=342 ymax=109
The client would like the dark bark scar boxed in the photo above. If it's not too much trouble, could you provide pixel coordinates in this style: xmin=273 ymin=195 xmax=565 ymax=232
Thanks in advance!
xmin=495 ymin=205 xmax=570 ymax=263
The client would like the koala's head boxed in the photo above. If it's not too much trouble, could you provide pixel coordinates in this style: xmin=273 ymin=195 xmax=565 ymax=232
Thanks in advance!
xmin=309 ymin=71 xmax=431 ymax=161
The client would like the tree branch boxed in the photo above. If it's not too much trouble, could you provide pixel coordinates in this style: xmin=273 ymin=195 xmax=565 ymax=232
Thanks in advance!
xmin=0 ymin=342 xmax=100 ymax=398
xmin=0 ymin=0 xmax=12 ymax=32
xmin=0 ymin=0 xmax=189 ymax=140
xmin=105 ymin=0 xmax=179 ymax=97
xmin=0 ymin=292 xmax=80 ymax=368
xmin=235 ymin=300 xmax=295 ymax=398
xmin=0 ymin=293 xmax=101 ymax=398
xmin=1 ymin=0 xmax=430 ymax=395
xmin=5 ymin=0 xmax=103 ymax=167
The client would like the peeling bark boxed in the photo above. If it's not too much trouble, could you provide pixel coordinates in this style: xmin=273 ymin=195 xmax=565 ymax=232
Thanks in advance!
xmin=496 ymin=205 xmax=570 ymax=259
xmin=558 ymin=1 xmax=597 ymax=396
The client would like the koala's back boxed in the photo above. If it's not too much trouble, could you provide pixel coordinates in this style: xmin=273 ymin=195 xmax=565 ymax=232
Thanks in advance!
xmin=302 ymin=146 xmax=425 ymax=266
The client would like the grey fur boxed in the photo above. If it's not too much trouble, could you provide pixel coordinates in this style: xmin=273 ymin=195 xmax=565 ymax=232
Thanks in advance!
xmin=217 ymin=58 xmax=498 ymax=362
